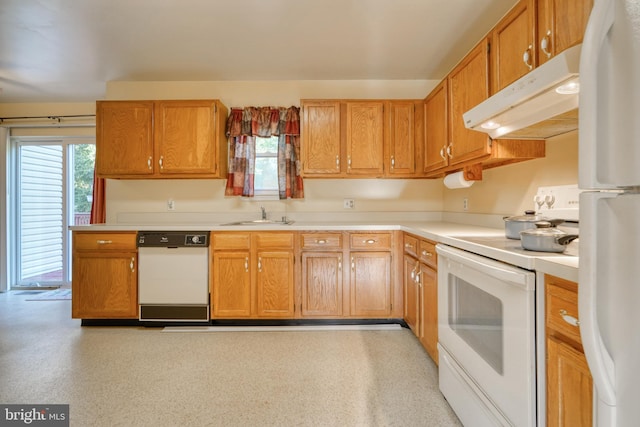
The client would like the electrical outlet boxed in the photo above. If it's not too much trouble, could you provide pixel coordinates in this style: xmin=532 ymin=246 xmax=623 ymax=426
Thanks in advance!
xmin=343 ymin=198 xmax=355 ymax=209
xmin=463 ymin=198 xmax=469 ymax=211
xmin=167 ymin=199 xmax=175 ymax=211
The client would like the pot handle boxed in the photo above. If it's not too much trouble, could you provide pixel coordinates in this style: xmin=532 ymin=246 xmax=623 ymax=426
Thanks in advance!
xmin=548 ymin=218 xmax=565 ymax=227
xmin=556 ymin=234 xmax=579 ymax=245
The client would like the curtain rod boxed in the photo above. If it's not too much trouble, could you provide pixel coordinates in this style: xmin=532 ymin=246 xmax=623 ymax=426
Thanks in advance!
xmin=0 ymin=114 xmax=95 ymax=124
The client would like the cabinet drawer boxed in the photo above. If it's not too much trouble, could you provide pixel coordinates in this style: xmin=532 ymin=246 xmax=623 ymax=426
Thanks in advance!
xmin=212 ymin=233 xmax=251 ymax=250
xmin=254 ymin=232 xmax=294 ymax=249
xmin=403 ymin=234 xmax=418 ymax=257
xmin=73 ymin=232 xmax=137 ymax=251
xmin=350 ymin=233 xmax=392 ymax=250
xmin=547 ymin=281 xmax=581 ymax=344
xmin=301 ymin=233 xmax=343 ymax=250
xmin=419 ymin=239 xmax=437 ymax=268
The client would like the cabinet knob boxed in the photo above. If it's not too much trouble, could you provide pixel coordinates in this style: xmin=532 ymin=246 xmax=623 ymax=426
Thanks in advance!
xmin=391 ymin=156 xmax=395 ymax=168
xmin=559 ymin=309 xmax=580 ymax=327
xmin=541 ymin=30 xmax=552 ymax=58
xmin=96 ymin=240 xmax=112 ymax=245
xmin=147 ymin=156 xmax=152 ymax=169
xmin=159 ymin=156 xmax=164 ymax=169
xmin=364 ymin=239 xmax=376 ymax=244
xmin=523 ymin=45 xmax=533 ymax=71
xmin=316 ymin=239 xmax=327 ymax=244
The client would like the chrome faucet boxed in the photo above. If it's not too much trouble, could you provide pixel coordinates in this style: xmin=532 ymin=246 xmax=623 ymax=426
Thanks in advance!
xmin=260 ymin=206 xmax=267 ymax=220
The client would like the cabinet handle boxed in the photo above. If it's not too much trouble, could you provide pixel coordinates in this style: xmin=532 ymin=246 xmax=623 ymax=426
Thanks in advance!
xmin=338 ymin=257 xmax=342 ymax=271
xmin=316 ymin=239 xmax=327 ymax=244
xmin=351 ymin=256 xmax=355 ymax=272
xmin=404 ymin=243 xmax=413 ymax=248
xmin=159 ymin=156 xmax=164 ymax=169
xmin=258 ymin=257 xmax=262 ymax=272
xmin=130 ymin=257 xmax=135 ymax=272
xmin=364 ymin=239 xmax=376 ymax=244
xmin=244 ymin=257 xmax=249 ymax=273
xmin=96 ymin=240 xmax=112 ymax=245
xmin=335 ymin=155 xmax=340 ymax=168
xmin=347 ymin=157 xmax=352 ymax=168
xmin=416 ymin=270 xmax=422 ymax=286
xmin=559 ymin=309 xmax=580 ymax=327
xmin=421 ymin=250 xmax=433 ymax=257
xmin=523 ymin=45 xmax=533 ymax=71
xmin=147 ymin=156 xmax=152 ymax=170
xmin=541 ymin=30 xmax=552 ymax=58
xmin=439 ymin=146 xmax=447 ymax=160
xmin=391 ymin=156 xmax=395 ymax=168
xmin=446 ymin=144 xmax=453 ymax=159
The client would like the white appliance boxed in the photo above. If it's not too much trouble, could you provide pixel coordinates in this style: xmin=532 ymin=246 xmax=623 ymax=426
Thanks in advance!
xmin=578 ymin=0 xmax=640 ymax=426
xmin=463 ymin=44 xmax=580 ymax=140
xmin=436 ymin=244 xmax=536 ymax=427
xmin=137 ymin=231 xmax=210 ymax=322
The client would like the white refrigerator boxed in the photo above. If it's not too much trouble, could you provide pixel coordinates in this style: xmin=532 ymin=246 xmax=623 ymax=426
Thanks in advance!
xmin=578 ymin=0 xmax=640 ymax=426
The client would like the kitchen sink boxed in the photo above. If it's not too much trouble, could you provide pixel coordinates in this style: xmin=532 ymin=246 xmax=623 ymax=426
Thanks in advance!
xmin=220 ymin=219 xmax=295 ymax=226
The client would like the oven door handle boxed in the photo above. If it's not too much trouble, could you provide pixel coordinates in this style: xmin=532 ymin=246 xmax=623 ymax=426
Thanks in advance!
xmin=436 ymin=244 xmax=534 ymax=290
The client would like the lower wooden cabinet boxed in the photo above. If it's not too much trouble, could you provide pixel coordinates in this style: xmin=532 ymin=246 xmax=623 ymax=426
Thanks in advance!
xmin=72 ymin=232 xmax=138 ymax=319
xmin=545 ymin=274 xmax=593 ymax=427
xmin=211 ymin=232 xmax=294 ymax=319
xmin=402 ymin=233 xmax=438 ymax=364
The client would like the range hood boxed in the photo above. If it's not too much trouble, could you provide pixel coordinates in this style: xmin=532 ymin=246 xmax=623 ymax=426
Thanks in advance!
xmin=463 ymin=44 xmax=581 ymax=139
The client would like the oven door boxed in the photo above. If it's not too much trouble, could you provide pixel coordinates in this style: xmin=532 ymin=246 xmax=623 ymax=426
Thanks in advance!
xmin=436 ymin=244 xmax=536 ymax=427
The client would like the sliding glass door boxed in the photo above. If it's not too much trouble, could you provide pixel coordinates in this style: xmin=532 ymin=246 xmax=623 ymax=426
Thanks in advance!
xmin=11 ymin=137 xmax=95 ymax=288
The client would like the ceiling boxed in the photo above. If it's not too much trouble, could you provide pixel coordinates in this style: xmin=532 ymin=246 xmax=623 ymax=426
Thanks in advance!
xmin=0 ymin=0 xmax=518 ymax=103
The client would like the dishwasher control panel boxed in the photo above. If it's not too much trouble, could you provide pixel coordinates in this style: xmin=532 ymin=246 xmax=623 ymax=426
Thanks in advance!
xmin=137 ymin=231 xmax=210 ymax=247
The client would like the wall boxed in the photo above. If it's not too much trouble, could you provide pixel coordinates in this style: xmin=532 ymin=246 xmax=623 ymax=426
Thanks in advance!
xmin=443 ymin=130 xmax=579 ymax=216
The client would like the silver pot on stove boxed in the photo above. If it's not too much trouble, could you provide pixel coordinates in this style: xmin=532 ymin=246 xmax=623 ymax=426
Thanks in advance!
xmin=503 ymin=210 xmax=560 ymax=239
xmin=520 ymin=221 xmax=579 ymax=253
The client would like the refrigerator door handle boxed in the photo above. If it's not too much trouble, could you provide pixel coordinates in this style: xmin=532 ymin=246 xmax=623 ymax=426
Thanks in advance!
xmin=579 ymin=192 xmax=616 ymax=409
xmin=578 ymin=0 xmax=615 ymax=189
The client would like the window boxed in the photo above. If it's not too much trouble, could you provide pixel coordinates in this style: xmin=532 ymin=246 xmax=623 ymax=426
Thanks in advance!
xmin=10 ymin=137 xmax=95 ymax=288
xmin=254 ymin=136 xmax=279 ymax=198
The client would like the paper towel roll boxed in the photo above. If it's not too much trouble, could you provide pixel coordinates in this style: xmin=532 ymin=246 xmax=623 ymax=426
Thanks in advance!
xmin=443 ymin=171 xmax=474 ymax=189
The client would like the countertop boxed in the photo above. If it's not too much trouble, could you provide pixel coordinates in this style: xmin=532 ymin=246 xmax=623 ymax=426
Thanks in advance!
xmin=70 ymin=220 xmax=579 ymax=282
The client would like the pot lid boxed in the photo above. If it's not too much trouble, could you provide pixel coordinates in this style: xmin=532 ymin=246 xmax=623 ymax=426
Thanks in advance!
xmin=504 ymin=210 xmax=551 ymax=222
xmin=520 ymin=221 xmax=568 ymax=236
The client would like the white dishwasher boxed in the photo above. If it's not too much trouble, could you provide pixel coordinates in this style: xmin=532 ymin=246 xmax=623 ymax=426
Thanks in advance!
xmin=137 ymin=231 xmax=210 ymax=322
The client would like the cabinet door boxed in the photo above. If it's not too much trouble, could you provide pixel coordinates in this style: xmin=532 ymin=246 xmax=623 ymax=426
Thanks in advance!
xmin=350 ymin=251 xmax=392 ymax=317
xmin=301 ymin=101 xmax=342 ymax=175
xmin=546 ymin=336 xmax=593 ymax=427
xmin=72 ymin=252 xmax=137 ymax=318
xmin=387 ymin=101 xmax=415 ymax=175
xmin=403 ymin=255 xmax=419 ymax=334
xmin=448 ymin=38 xmax=492 ymax=166
xmin=96 ymin=101 xmax=154 ymax=177
xmin=212 ymin=251 xmax=251 ymax=318
xmin=537 ymin=0 xmax=593 ymax=65
xmin=492 ymin=0 xmax=536 ymax=92
xmin=346 ymin=102 xmax=384 ymax=176
xmin=419 ymin=263 xmax=438 ymax=364
xmin=256 ymin=250 xmax=295 ymax=317
xmin=424 ymin=80 xmax=449 ymax=174
xmin=301 ymin=252 xmax=343 ymax=317
xmin=154 ymin=100 xmax=218 ymax=176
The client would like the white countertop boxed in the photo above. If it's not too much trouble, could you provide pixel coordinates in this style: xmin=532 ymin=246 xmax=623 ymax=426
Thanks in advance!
xmin=70 ymin=220 xmax=578 ymax=282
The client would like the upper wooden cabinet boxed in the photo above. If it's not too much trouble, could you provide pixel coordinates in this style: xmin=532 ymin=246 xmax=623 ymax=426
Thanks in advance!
xmin=301 ymin=100 xmax=342 ymax=176
xmin=387 ymin=101 xmax=417 ymax=176
xmin=301 ymin=99 xmax=423 ymax=178
xmin=424 ymin=80 xmax=448 ymax=174
xmin=492 ymin=0 xmax=537 ymax=93
xmin=96 ymin=99 xmax=228 ymax=179
xmin=345 ymin=102 xmax=385 ymax=176
xmin=536 ymin=0 xmax=593 ymax=66
xmin=448 ymin=38 xmax=493 ymax=167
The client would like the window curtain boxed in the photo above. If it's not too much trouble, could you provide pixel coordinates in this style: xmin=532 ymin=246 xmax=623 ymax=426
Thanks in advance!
xmin=225 ymin=106 xmax=304 ymax=199
xmin=89 ymin=171 xmax=106 ymax=224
